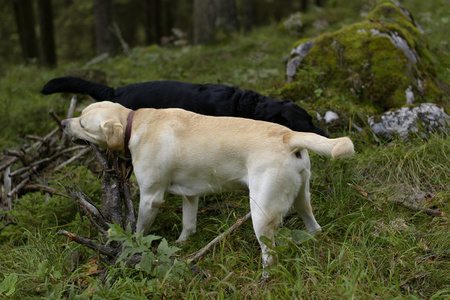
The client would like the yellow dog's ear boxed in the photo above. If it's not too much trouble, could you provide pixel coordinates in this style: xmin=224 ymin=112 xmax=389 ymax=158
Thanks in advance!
xmin=102 ymin=121 xmax=124 ymax=151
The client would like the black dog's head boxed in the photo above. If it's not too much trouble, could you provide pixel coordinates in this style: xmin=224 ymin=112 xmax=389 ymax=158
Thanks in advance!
xmin=282 ymin=105 xmax=328 ymax=137
xmin=255 ymin=99 xmax=329 ymax=137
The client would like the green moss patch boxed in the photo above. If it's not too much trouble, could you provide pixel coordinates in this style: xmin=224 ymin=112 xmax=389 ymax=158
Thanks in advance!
xmin=282 ymin=0 xmax=447 ymax=115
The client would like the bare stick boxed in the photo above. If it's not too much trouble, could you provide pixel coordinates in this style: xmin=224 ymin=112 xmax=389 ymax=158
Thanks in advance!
xmin=387 ymin=199 xmax=445 ymax=217
xmin=347 ymin=183 xmax=444 ymax=217
xmin=30 ymin=127 xmax=61 ymax=152
xmin=2 ymin=149 xmax=28 ymax=166
xmin=185 ymin=212 xmax=252 ymax=262
xmin=49 ymin=109 xmax=62 ymax=128
xmin=2 ymin=166 xmax=12 ymax=210
xmin=0 ymin=127 xmax=60 ymax=172
xmin=0 ymin=156 xmax=18 ymax=173
xmin=24 ymin=135 xmax=44 ymax=142
xmin=67 ymin=96 xmax=77 ymax=119
xmin=7 ymin=176 xmax=31 ymax=197
xmin=53 ymin=147 xmax=91 ymax=171
xmin=103 ymin=151 xmax=123 ymax=226
xmin=123 ymin=181 xmax=136 ymax=232
xmin=89 ymin=144 xmax=109 ymax=170
xmin=8 ymin=146 xmax=84 ymax=178
xmin=59 ymin=230 xmax=117 ymax=257
xmin=10 ymin=165 xmax=37 ymax=177
xmin=113 ymin=22 xmax=131 ymax=56
xmin=119 ymin=159 xmax=136 ymax=232
xmin=76 ymin=197 xmax=108 ymax=230
xmin=24 ymin=184 xmax=62 ymax=195
xmin=63 ymin=184 xmax=109 ymax=232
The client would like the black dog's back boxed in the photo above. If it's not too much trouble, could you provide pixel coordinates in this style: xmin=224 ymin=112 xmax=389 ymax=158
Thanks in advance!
xmin=41 ymin=77 xmax=328 ymax=137
xmin=42 ymin=77 xmax=242 ymax=113
xmin=112 ymin=81 xmax=244 ymax=115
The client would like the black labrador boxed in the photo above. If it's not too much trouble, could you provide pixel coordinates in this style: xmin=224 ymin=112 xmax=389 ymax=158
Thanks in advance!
xmin=41 ymin=77 xmax=328 ymax=137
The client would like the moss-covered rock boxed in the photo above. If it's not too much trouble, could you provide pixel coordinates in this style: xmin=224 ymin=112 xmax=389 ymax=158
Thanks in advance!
xmin=282 ymin=0 xmax=447 ymax=114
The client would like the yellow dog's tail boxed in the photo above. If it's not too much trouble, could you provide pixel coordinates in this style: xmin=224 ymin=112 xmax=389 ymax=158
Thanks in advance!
xmin=286 ymin=132 xmax=355 ymax=158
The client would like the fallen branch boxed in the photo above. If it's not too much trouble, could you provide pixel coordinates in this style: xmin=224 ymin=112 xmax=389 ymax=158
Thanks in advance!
xmin=67 ymin=96 xmax=77 ymax=119
xmin=6 ymin=145 xmax=85 ymax=196
xmin=348 ymin=183 xmax=444 ymax=217
xmin=2 ymin=149 xmax=28 ymax=166
xmin=0 ymin=127 xmax=60 ymax=173
xmin=49 ymin=109 xmax=62 ymax=128
xmin=60 ymin=230 xmax=117 ymax=257
xmin=24 ymin=184 xmax=64 ymax=196
xmin=387 ymin=199 xmax=445 ymax=217
xmin=63 ymin=184 xmax=109 ymax=234
xmin=0 ymin=156 xmax=19 ymax=173
xmin=122 ymin=179 xmax=136 ymax=232
xmin=24 ymin=135 xmax=45 ymax=142
xmin=2 ymin=166 xmax=12 ymax=210
xmin=53 ymin=147 xmax=91 ymax=171
xmin=160 ymin=203 xmax=244 ymax=214
xmin=113 ymin=22 xmax=131 ymax=56
xmin=7 ymin=169 xmax=35 ymax=197
xmin=185 ymin=212 xmax=252 ymax=263
xmin=347 ymin=183 xmax=372 ymax=199
xmin=10 ymin=144 xmax=82 ymax=176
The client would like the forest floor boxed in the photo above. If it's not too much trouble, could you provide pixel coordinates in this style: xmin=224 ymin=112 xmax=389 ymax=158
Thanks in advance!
xmin=0 ymin=1 xmax=449 ymax=298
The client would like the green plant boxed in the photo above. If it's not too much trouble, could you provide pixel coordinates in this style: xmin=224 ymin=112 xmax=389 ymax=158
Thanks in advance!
xmin=107 ymin=223 xmax=191 ymax=284
xmin=0 ymin=273 xmax=18 ymax=298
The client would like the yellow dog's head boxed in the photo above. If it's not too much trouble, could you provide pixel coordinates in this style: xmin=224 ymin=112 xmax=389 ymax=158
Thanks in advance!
xmin=61 ymin=101 xmax=130 ymax=151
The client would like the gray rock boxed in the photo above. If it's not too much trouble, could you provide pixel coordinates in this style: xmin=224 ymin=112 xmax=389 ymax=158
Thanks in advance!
xmin=316 ymin=110 xmax=340 ymax=124
xmin=324 ymin=111 xmax=339 ymax=123
xmin=405 ymin=86 xmax=415 ymax=104
xmin=286 ymin=39 xmax=314 ymax=82
xmin=368 ymin=103 xmax=450 ymax=139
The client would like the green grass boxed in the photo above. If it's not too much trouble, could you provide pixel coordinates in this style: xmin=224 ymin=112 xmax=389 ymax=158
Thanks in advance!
xmin=1 ymin=135 xmax=448 ymax=298
xmin=1 ymin=0 xmax=449 ymax=298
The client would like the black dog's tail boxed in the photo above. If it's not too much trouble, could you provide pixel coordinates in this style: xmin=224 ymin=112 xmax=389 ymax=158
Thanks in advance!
xmin=40 ymin=76 xmax=114 ymax=101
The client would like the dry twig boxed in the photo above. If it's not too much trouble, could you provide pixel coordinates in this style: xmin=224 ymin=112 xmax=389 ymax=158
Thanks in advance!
xmin=185 ymin=212 xmax=252 ymax=263
xmin=387 ymin=198 xmax=445 ymax=217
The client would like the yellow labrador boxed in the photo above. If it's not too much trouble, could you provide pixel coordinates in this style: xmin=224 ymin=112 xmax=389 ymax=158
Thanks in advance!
xmin=61 ymin=101 xmax=354 ymax=268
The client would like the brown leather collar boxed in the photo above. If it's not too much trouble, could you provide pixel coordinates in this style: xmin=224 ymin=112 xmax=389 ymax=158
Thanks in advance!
xmin=124 ymin=110 xmax=135 ymax=159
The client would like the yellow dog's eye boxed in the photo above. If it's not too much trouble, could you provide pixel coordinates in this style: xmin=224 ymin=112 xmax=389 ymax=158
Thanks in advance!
xmin=80 ymin=119 xmax=85 ymax=129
